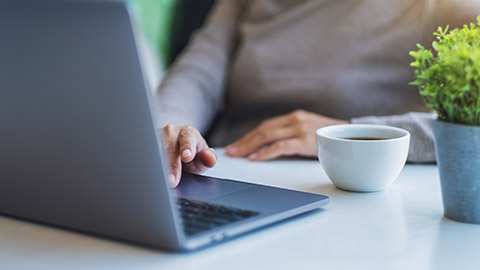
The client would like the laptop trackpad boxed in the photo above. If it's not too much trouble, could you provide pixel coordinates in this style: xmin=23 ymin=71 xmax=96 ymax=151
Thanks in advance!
xmin=173 ymin=173 xmax=253 ymax=201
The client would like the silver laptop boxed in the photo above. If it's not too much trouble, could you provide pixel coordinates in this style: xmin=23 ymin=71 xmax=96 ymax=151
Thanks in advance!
xmin=0 ymin=0 xmax=329 ymax=251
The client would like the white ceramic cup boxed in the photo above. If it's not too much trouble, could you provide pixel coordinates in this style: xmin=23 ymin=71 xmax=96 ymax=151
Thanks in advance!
xmin=316 ymin=124 xmax=410 ymax=192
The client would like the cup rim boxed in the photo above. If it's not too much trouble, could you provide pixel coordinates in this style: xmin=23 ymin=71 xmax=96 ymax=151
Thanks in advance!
xmin=316 ymin=124 xmax=410 ymax=143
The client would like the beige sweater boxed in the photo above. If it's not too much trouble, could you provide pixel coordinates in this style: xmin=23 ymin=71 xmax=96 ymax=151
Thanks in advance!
xmin=155 ymin=0 xmax=480 ymax=162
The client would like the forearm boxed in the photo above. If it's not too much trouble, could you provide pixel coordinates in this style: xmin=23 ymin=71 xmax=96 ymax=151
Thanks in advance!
xmin=351 ymin=112 xmax=435 ymax=163
xmin=154 ymin=0 xmax=247 ymax=134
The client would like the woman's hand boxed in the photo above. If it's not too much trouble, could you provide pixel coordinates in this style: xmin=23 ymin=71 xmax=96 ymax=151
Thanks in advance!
xmin=225 ymin=110 xmax=349 ymax=161
xmin=162 ymin=124 xmax=217 ymax=187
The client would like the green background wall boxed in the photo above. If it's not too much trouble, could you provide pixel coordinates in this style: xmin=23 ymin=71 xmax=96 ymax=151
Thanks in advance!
xmin=116 ymin=0 xmax=179 ymax=70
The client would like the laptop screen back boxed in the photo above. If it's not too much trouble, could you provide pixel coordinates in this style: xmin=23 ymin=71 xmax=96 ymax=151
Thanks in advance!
xmin=0 ymin=0 xmax=182 ymax=249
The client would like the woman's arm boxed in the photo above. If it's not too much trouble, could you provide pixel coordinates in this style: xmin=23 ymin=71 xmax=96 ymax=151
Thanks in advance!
xmin=154 ymin=0 xmax=247 ymax=133
xmin=352 ymin=112 xmax=435 ymax=163
xmin=223 ymin=111 xmax=435 ymax=163
xmin=154 ymin=0 xmax=248 ymax=186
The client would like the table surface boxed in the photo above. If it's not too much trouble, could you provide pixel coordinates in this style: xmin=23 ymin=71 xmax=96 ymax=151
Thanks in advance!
xmin=1 ymin=148 xmax=480 ymax=270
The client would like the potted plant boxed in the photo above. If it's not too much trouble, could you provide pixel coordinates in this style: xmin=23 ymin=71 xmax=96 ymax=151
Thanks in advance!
xmin=410 ymin=16 xmax=480 ymax=224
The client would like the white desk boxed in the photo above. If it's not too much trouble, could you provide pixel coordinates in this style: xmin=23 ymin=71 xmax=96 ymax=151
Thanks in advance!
xmin=1 ymin=149 xmax=480 ymax=270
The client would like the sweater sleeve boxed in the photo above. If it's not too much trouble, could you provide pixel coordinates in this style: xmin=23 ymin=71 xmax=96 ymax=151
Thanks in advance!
xmin=350 ymin=0 xmax=480 ymax=164
xmin=351 ymin=112 xmax=435 ymax=163
xmin=153 ymin=0 xmax=247 ymax=134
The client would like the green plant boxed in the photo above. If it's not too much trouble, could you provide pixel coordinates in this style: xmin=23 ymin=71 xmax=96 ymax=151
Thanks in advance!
xmin=410 ymin=16 xmax=480 ymax=125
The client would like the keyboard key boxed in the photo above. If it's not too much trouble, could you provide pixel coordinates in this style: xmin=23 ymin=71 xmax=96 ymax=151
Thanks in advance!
xmin=176 ymin=198 xmax=260 ymax=236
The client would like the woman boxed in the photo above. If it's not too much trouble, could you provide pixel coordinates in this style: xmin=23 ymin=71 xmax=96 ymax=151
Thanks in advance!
xmin=154 ymin=0 xmax=480 ymax=187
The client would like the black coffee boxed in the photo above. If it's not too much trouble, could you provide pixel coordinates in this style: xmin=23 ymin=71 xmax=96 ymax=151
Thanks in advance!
xmin=345 ymin=137 xmax=389 ymax=140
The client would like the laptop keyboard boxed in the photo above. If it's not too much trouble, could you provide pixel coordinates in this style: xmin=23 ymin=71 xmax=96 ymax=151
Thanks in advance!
xmin=176 ymin=198 xmax=260 ymax=236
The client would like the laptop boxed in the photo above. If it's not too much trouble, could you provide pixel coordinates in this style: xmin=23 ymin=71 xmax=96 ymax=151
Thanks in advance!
xmin=0 ymin=0 xmax=329 ymax=251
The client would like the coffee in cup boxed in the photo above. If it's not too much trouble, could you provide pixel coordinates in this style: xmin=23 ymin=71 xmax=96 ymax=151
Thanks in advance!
xmin=316 ymin=124 xmax=410 ymax=192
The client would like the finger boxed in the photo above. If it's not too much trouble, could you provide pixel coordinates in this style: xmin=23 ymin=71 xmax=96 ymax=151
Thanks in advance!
xmin=178 ymin=126 xmax=201 ymax=163
xmin=228 ymin=115 xmax=292 ymax=148
xmin=226 ymin=126 xmax=298 ymax=157
xmin=225 ymin=112 xmax=304 ymax=156
xmin=183 ymin=148 xmax=217 ymax=174
xmin=248 ymin=139 xmax=303 ymax=161
xmin=163 ymin=134 xmax=182 ymax=187
xmin=199 ymin=148 xmax=217 ymax=168
xmin=169 ymin=157 xmax=182 ymax=187
xmin=162 ymin=125 xmax=182 ymax=187
xmin=165 ymin=142 xmax=182 ymax=187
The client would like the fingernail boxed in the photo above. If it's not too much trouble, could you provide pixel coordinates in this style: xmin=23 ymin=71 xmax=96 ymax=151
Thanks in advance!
xmin=168 ymin=174 xmax=176 ymax=185
xmin=182 ymin=149 xmax=192 ymax=158
xmin=248 ymin=153 xmax=258 ymax=160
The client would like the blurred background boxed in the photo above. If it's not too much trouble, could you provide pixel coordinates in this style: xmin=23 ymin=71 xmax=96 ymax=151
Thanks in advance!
xmin=115 ymin=0 xmax=214 ymax=90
